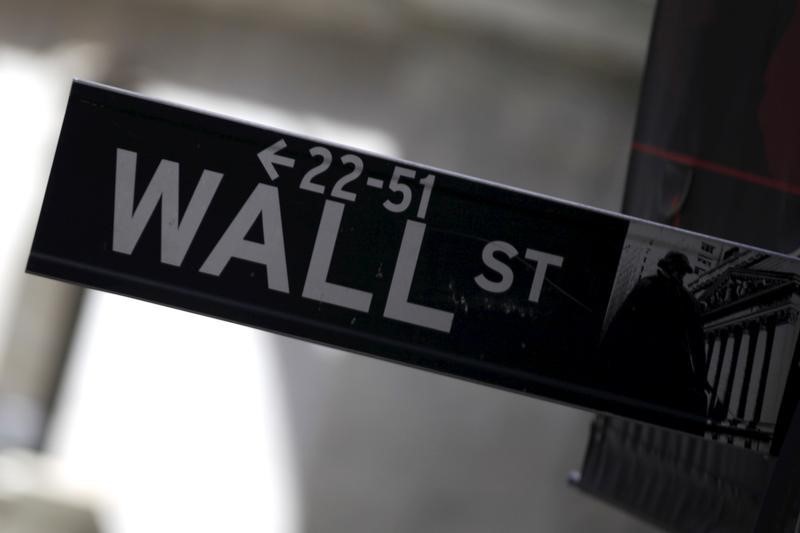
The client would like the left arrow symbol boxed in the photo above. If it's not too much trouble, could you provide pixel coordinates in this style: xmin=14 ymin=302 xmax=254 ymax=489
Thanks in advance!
xmin=258 ymin=139 xmax=295 ymax=181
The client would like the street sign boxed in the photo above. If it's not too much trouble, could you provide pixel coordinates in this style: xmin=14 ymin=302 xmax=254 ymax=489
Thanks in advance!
xmin=28 ymin=81 xmax=800 ymax=453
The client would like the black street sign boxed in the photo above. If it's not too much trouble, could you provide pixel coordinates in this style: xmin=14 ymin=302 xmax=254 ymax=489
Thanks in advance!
xmin=28 ymin=81 xmax=800 ymax=454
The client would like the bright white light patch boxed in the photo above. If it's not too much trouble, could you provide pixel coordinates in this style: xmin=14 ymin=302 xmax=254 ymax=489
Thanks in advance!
xmin=139 ymin=80 xmax=400 ymax=157
xmin=0 ymin=47 xmax=62 ymax=355
xmin=48 ymin=291 xmax=301 ymax=533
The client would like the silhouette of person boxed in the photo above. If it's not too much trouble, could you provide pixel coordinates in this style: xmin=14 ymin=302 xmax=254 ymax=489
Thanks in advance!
xmin=601 ymin=251 xmax=708 ymax=418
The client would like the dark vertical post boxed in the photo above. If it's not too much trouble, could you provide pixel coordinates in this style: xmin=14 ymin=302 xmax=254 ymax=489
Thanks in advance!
xmin=711 ymin=332 xmax=728 ymax=403
xmin=737 ymin=324 xmax=760 ymax=420
xmin=705 ymin=333 xmax=718 ymax=414
xmin=754 ymin=402 xmax=800 ymax=531
xmin=723 ymin=328 xmax=743 ymax=414
xmin=752 ymin=320 xmax=776 ymax=426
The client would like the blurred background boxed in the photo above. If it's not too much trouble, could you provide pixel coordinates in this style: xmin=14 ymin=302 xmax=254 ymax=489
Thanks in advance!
xmin=0 ymin=0 xmax=661 ymax=531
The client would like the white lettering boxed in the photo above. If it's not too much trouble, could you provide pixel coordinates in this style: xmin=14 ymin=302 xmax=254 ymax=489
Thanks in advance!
xmin=113 ymin=148 xmax=222 ymax=266
xmin=384 ymin=220 xmax=453 ymax=333
xmin=475 ymin=240 xmax=518 ymax=293
xmin=524 ymin=249 xmax=563 ymax=303
xmin=302 ymin=200 xmax=373 ymax=312
xmin=200 ymin=183 xmax=289 ymax=293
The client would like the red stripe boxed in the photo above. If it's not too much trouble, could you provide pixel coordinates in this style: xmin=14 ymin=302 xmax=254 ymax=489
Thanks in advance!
xmin=631 ymin=142 xmax=800 ymax=197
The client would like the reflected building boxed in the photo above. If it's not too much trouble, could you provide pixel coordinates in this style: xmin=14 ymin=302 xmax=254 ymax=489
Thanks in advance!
xmin=689 ymin=249 xmax=800 ymax=452
xmin=603 ymin=223 xmax=800 ymax=452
